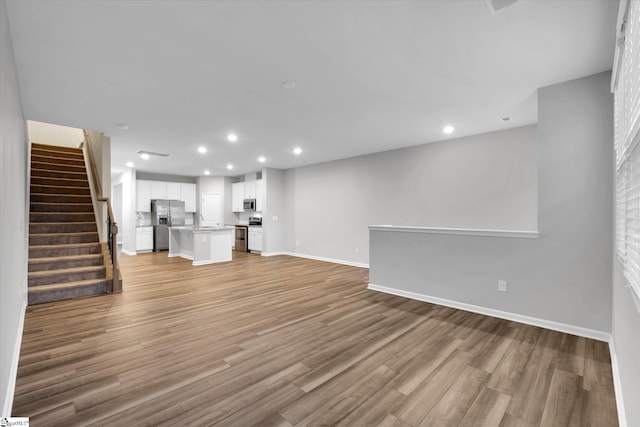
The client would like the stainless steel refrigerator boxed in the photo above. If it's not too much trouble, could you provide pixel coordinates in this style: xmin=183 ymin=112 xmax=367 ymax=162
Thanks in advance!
xmin=151 ymin=199 xmax=185 ymax=251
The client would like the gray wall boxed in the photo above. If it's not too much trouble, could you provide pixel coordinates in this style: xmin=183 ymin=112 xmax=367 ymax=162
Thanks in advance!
xmin=370 ymin=72 xmax=613 ymax=333
xmin=0 ymin=0 xmax=28 ymax=415
xmin=284 ymin=125 xmax=538 ymax=265
xmin=264 ymin=168 xmax=287 ymax=254
xmin=612 ymin=253 xmax=640 ymax=424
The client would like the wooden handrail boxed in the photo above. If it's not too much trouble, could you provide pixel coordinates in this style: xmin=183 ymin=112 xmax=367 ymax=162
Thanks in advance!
xmin=83 ymin=130 xmax=122 ymax=293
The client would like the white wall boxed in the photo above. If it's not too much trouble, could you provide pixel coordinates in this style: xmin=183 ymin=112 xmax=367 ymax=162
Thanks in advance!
xmin=369 ymin=72 xmax=613 ymax=335
xmin=113 ymin=169 xmax=136 ymax=255
xmin=284 ymin=125 xmax=537 ymax=265
xmin=612 ymin=248 xmax=640 ymax=423
xmin=264 ymin=168 xmax=287 ymax=254
xmin=0 ymin=0 xmax=28 ymax=416
xmin=27 ymin=120 xmax=83 ymax=148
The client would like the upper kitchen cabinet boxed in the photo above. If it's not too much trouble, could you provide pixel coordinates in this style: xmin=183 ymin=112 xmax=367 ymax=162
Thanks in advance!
xmin=232 ymin=182 xmax=245 ymax=212
xmin=181 ymin=183 xmax=196 ymax=212
xmin=151 ymin=181 xmax=168 ymax=199
xmin=244 ymin=180 xmax=257 ymax=199
xmin=166 ymin=182 xmax=182 ymax=200
xmin=256 ymin=179 xmax=264 ymax=212
xmin=136 ymin=180 xmax=152 ymax=212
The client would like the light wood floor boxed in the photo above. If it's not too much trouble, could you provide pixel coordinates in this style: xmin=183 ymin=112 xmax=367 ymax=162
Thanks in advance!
xmin=13 ymin=252 xmax=618 ymax=426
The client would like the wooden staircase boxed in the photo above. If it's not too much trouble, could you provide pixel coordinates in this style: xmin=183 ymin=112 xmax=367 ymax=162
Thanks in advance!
xmin=28 ymin=143 xmax=109 ymax=305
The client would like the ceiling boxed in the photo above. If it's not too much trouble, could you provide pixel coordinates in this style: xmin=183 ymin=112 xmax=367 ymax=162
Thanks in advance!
xmin=6 ymin=0 xmax=618 ymax=178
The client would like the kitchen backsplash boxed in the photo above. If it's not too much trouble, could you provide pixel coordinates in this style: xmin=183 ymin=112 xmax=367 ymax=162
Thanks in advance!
xmin=136 ymin=212 xmax=151 ymax=227
xmin=136 ymin=212 xmax=194 ymax=226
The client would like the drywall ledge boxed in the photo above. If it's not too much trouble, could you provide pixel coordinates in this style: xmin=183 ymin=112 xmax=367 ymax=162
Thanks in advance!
xmin=368 ymin=225 xmax=539 ymax=239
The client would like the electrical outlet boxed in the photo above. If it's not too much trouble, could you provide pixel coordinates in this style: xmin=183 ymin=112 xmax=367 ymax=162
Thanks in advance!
xmin=355 ymin=246 xmax=360 ymax=253
xmin=498 ymin=280 xmax=508 ymax=292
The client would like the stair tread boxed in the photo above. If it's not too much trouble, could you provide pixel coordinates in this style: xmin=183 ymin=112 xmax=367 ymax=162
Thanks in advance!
xmin=30 ymin=231 xmax=98 ymax=236
xmin=29 ymin=242 xmax=101 ymax=249
xmin=29 ymin=254 xmax=103 ymax=264
xmin=28 ymin=265 xmax=105 ymax=277
xmin=29 ymin=221 xmax=96 ymax=226
xmin=28 ymin=278 xmax=106 ymax=293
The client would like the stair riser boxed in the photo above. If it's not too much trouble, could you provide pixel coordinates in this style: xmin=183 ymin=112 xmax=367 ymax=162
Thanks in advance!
xmin=30 ymin=194 xmax=92 ymax=204
xmin=30 ymin=177 xmax=89 ymax=188
xmin=29 ymin=244 xmax=102 ymax=257
xmin=29 ymin=223 xmax=97 ymax=233
xmin=29 ymin=257 xmax=104 ymax=272
xmin=31 ymin=169 xmax=87 ymax=180
xmin=30 ymin=203 xmax=94 ymax=213
xmin=30 ymin=161 xmax=86 ymax=174
xmin=28 ymin=269 xmax=106 ymax=287
xmin=28 ymin=282 xmax=107 ymax=305
xmin=30 ymin=185 xmax=90 ymax=196
xmin=30 ymin=212 xmax=95 ymax=223
xmin=30 ymin=233 xmax=99 ymax=246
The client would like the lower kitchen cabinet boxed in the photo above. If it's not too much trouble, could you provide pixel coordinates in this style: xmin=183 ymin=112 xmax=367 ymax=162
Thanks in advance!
xmin=248 ymin=227 xmax=262 ymax=252
xmin=136 ymin=227 xmax=153 ymax=252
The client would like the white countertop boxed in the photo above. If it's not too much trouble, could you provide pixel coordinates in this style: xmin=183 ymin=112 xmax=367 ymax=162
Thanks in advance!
xmin=170 ymin=226 xmax=234 ymax=233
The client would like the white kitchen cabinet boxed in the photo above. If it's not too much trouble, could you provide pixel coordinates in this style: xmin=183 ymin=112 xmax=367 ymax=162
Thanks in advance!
xmin=136 ymin=227 xmax=153 ymax=252
xmin=244 ymin=180 xmax=257 ymax=199
xmin=181 ymin=183 xmax=196 ymax=212
xmin=166 ymin=182 xmax=182 ymax=200
xmin=136 ymin=180 xmax=152 ymax=212
xmin=151 ymin=181 xmax=167 ymax=199
xmin=232 ymin=182 xmax=245 ymax=212
xmin=256 ymin=179 xmax=264 ymax=212
xmin=248 ymin=227 xmax=262 ymax=252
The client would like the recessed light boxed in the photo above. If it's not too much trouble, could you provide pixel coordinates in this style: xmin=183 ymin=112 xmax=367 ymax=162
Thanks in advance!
xmin=258 ymin=156 xmax=266 ymax=163
xmin=443 ymin=125 xmax=455 ymax=134
xmin=293 ymin=147 xmax=302 ymax=155
xmin=198 ymin=146 xmax=207 ymax=154
xmin=126 ymin=162 xmax=134 ymax=168
xmin=227 ymin=133 xmax=238 ymax=142
xmin=282 ymin=81 xmax=296 ymax=89
xmin=226 ymin=164 xmax=233 ymax=170
xmin=140 ymin=153 xmax=150 ymax=160
xmin=204 ymin=170 xmax=210 ymax=175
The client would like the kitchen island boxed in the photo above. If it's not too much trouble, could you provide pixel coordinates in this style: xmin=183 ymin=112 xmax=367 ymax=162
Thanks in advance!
xmin=168 ymin=226 xmax=234 ymax=266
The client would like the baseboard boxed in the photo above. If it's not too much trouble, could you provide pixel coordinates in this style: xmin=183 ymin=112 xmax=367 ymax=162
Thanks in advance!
xmin=284 ymin=252 xmax=369 ymax=269
xmin=368 ymin=283 xmax=610 ymax=342
xmin=608 ymin=337 xmax=628 ymax=427
xmin=2 ymin=301 xmax=26 ymax=417
xmin=261 ymin=251 xmax=286 ymax=257
xmin=121 ymin=249 xmax=136 ymax=256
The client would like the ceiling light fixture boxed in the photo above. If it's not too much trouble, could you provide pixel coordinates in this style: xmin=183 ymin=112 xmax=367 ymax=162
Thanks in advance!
xmin=227 ymin=133 xmax=238 ymax=142
xmin=198 ymin=146 xmax=207 ymax=154
xmin=126 ymin=162 xmax=134 ymax=168
xmin=226 ymin=164 xmax=233 ymax=170
xmin=443 ymin=125 xmax=455 ymax=135
xmin=258 ymin=156 xmax=266 ymax=163
xmin=137 ymin=150 xmax=170 ymax=158
xmin=293 ymin=147 xmax=302 ymax=155
xmin=204 ymin=170 xmax=210 ymax=175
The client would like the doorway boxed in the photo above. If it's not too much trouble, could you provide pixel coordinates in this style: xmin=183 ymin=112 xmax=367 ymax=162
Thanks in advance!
xmin=201 ymin=193 xmax=221 ymax=227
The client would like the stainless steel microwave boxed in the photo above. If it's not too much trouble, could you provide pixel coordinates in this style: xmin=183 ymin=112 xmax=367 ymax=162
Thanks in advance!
xmin=243 ymin=199 xmax=256 ymax=211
